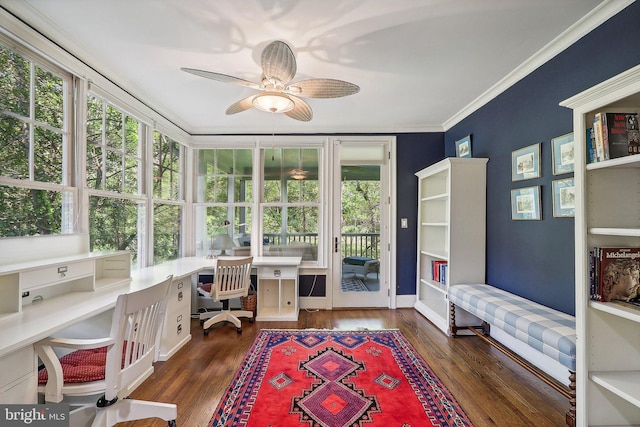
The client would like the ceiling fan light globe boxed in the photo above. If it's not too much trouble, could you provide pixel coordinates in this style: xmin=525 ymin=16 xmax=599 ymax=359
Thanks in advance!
xmin=253 ymin=92 xmax=295 ymax=113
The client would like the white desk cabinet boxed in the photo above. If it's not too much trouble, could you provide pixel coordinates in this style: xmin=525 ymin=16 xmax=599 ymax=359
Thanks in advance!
xmin=158 ymin=275 xmax=191 ymax=361
xmin=254 ymin=257 xmax=302 ymax=321
xmin=0 ymin=250 xmax=130 ymax=403
xmin=0 ymin=346 xmax=37 ymax=403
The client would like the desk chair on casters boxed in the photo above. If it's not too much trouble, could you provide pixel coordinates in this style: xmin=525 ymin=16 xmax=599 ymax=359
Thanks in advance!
xmin=199 ymin=257 xmax=254 ymax=336
xmin=35 ymin=275 xmax=178 ymax=427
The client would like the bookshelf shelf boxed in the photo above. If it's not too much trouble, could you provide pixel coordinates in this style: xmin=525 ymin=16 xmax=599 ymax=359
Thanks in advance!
xmin=590 ymin=371 xmax=640 ymax=409
xmin=586 ymin=152 xmax=640 ymax=170
xmin=414 ymin=157 xmax=487 ymax=335
xmin=589 ymin=227 xmax=640 ymax=237
xmin=590 ymin=300 xmax=640 ymax=323
xmin=419 ymin=278 xmax=447 ymax=295
xmin=561 ymin=63 xmax=640 ymax=426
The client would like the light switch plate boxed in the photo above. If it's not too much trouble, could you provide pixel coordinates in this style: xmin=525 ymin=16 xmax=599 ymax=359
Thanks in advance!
xmin=401 ymin=218 xmax=408 ymax=228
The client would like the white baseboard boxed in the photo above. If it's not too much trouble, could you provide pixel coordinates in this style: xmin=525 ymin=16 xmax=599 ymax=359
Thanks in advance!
xmin=300 ymin=296 xmax=328 ymax=310
xmin=396 ymin=294 xmax=416 ymax=308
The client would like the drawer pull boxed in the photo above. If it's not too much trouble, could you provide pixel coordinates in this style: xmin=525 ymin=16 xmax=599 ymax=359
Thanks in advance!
xmin=177 ymin=291 xmax=183 ymax=301
xmin=274 ymin=269 xmax=281 ymax=277
xmin=176 ymin=314 xmax=182 ymax=322
xmin=177 ymin=324 xmax=182 ymax=335
xmin=177 ymin=281 xmax=183 ymax=289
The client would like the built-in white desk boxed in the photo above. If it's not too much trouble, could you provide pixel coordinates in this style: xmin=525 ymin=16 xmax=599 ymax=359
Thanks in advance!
xmin=0 ymin=254 xmax=301 ymax=403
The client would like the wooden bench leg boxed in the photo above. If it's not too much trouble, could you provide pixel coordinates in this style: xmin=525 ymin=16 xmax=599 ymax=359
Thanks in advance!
xmin=566 ymin=370 xmax=576 ymax=427
xmin=449 ymin=302 xmax=458 ymax=337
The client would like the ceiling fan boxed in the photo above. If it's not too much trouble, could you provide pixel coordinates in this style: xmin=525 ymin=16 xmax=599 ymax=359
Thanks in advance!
xmin=181 ymin=40 xmax=360 ymax=122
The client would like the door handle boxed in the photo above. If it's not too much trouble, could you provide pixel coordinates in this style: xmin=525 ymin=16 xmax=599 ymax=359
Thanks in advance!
xmin=334 ymin=237 xmax=338 ymax=253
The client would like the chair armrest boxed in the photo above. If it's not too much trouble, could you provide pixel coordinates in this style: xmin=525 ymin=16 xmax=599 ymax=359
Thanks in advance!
xmin=37 ymin=336 xmax=115 ymax=350
xmin=34 ymin=337 xmax=115 ymax=403
xmin=363 ymin=259 xmax=379 ymax=270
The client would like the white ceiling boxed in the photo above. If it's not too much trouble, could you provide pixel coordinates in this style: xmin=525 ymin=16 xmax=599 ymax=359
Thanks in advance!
xmin=1 ymin=0 xmax=616 ymax=135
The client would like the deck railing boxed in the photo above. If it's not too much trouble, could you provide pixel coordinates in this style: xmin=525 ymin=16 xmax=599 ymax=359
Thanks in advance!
xmin=263 ymin=232 xmax=380 ymax=259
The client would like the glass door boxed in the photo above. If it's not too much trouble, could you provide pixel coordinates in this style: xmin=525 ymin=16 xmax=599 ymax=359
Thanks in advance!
xmin=332 ymin=140 xmax=389 ymax=308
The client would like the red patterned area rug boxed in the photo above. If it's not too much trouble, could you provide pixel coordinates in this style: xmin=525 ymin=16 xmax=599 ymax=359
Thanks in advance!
xmin=209 ymin=329 xmax=474 ymax=426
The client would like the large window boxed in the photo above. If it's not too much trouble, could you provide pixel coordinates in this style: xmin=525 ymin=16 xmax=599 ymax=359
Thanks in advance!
xmin=86 ymin=95 xmax=141 ymax=194
xmin=0 ymin=42 xmax=72 ymax=237
xmin=152 ymin=131 xmax=183 ymax=264
xmin=262 ymin=147 xmax=321 ymax=261
xmin=194 ymin=148 xmax=252 ymax=257
xmin=86 ymin=94 xmax=144 ymax=261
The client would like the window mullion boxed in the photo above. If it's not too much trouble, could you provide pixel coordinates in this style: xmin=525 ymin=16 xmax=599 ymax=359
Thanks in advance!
xmin=29 ymin=61 xmax=35 ymax=181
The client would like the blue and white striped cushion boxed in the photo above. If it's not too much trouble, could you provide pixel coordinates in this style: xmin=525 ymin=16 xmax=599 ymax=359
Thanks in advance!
xmin=448 ymin=284 xmax=576 ymax=371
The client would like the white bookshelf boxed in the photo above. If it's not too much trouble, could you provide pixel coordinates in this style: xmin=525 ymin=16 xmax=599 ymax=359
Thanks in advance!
xmin=561 ymin=63 xmax=640 ymax=427
xmin=414 ymin=157 xmax=487 ymax=334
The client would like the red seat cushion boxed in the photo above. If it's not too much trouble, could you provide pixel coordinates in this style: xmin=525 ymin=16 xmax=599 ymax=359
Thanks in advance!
xmin=200 ymin=283 xmax=212 ymax=293
xmin=38 ymin=346 xmax=107 ymax=384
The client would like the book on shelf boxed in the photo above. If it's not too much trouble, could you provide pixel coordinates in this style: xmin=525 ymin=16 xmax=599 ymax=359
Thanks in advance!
xmin=431 ymin=260 xmax=447 ymax=285
xmin=590 ymin=247 xmax=640 ymax=303
xmin=592 ymin=112 xmax=640 ymax=161
xmin=586 ymin=127 xmax=597 ymax=164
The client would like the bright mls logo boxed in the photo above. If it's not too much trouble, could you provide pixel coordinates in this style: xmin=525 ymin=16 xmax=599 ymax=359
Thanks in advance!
xmin=1 ymin=405 xmax=68 ymax=426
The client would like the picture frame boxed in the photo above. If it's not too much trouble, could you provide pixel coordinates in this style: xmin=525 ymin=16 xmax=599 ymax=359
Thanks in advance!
xmin=455 ymin=135 xmax=472 ymax=158
xmin=552 ymin=178 xmax=575 ymax=217
xmin=552 ymin=132 xmax=574 ymax=175
xmin=511 ymin=186 xmax=541 ymax=220
xmin=512 ymin=143 xmax=541 ymax=181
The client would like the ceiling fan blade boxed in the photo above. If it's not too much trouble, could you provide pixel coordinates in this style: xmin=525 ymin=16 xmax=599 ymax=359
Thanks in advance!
xmin=225 ymin=95 xmax=256 ymax=115
xmin=284 ymin=96 xmax=312 ymax=122
xmin=181 ymin=68 xmax=261 ymax=89
xmin=261 ymin=40 xmax=296 ymax=84
xmin=288 ymin=78 xmax=360 ymax=98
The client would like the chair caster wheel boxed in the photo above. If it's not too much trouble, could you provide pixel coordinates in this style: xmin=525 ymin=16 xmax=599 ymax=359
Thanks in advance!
xmin=249 ymin=318 xmax=254 ymax=323
xmin=237 ymin=327 xmax=242 ymax=334
xmin=200 ymin=319 xmax=204 ymax=325
xmin=168 ymin=421 xmax=177 ymax=427
xmin=203 ymin=328 xmax=209 ymax=336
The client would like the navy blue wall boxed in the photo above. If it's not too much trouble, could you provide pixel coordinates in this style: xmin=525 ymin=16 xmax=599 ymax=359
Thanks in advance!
xmin=395 ymin=133 xmax=444 ymax=296
xmin=441 ymin=2 xmax=640 ymax=315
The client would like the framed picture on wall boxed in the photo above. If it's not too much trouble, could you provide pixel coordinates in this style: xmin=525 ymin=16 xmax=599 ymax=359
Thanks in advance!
xmin=552 ymin=132 xmax=575 ymax=175
xmin=455 ymin=135 xmax=472 ymax=158
xmin=512 ymin=143 xmax=541 ymax=181
xmin=511 ymin=186 xmax=541 ymax=220
xmin=552 ymin=178 xmax=575 ymax=217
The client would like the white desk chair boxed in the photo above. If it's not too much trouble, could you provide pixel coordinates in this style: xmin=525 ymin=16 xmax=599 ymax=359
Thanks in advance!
xmin=199 ymin=257 xmax=253 ymax=336
xmin=35 ymin=275 xmax=177 ymax=427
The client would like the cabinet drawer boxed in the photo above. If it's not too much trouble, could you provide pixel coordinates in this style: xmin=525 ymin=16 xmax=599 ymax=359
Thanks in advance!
xmin=0 ymin=346 xmax=35 ymax=389
xmin=166 ymin=279 xmax=190 ymax=312
xmin=258 ymin=266 xmax=298 ymax=279
xmin=0 ymin=375 xmax=37 ymax=404
xmin=160 ymin=306 xmax=190 ymax=357
xmin=21 ymin=261 xmax=93 ymax=290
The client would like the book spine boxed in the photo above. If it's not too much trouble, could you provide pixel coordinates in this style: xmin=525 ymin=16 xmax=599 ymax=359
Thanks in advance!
xmin=606 ymin=113 xmax=632 ymax=159
xmin=593 ymin=114 xmax=604 ymax=162
xmin=587 ymin=127 xmax=596 ymax=164
xmin=601 ymin=113 xmax=610 ymax=160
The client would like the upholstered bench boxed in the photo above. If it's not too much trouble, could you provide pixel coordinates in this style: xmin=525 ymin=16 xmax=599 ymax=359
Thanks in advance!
xmin=447 ymin=284 xmax=576 ymax=426
xmin=342 ymin=256 xmax=379 ymax=279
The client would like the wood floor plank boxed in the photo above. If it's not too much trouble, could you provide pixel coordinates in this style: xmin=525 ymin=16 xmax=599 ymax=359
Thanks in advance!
xmin=116 ymin=308 xmax=566 ymax=427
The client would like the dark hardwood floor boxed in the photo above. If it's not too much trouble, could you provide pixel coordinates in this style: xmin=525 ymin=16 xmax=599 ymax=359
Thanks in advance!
xmin=119 ymin=308 xmax=567 ymax=427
